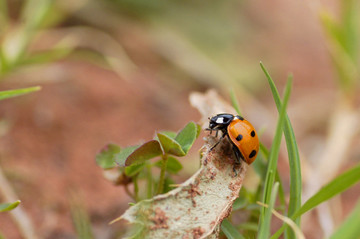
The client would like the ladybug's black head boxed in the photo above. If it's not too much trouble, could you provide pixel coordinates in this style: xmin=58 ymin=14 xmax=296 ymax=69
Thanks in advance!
xmin=208 ymin=113 xmax=235 ymax=130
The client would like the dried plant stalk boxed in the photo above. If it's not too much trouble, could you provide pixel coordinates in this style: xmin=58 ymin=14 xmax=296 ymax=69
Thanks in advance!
xmin=116 ymin=90 xmax=247 ymax=239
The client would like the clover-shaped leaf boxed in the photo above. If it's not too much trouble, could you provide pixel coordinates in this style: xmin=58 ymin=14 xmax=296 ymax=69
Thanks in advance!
xmin=175 ymin=122 xmax=199 ymax=154
xmin=115 ymin=140 xmax=162 ymax=167
xmin=96 ymin=144 xmax=121 ymax=169
xmin=157 ymin=133 xmax=185 ymax=156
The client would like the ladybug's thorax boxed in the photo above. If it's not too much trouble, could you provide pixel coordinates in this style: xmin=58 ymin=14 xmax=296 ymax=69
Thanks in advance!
xmin=208 ymin=113 xmax=234 ymax=130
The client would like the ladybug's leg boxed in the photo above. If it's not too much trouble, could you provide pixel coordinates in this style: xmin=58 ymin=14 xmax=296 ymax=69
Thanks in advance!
xmin=209 ymin=131 xmax=227 ymax=151
xmin=232 ymin=145 xmax=243 ymax=165
xmin=232 ymin=145 xmax=244 ymax=176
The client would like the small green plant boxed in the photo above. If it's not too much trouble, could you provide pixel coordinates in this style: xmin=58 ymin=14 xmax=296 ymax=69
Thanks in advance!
xmin=96 ymin=122 xmax=200 ymax=201
xmin=219 ymin=63 xmax=360 ymax=239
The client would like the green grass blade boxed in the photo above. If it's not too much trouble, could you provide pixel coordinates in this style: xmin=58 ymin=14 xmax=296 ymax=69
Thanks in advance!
xmin=260 ymin=78 xmax=292 ymax=219
xmin=0 ymin=86 xmax=41 ymax=101
xmin=70 ymin=197 xmax=94 ymax=239
xmin=261 ymin=62 xmax=302 ymax=238
xmin=258 ymin=182 xmax=279 ymax=239
xmin=221 ymin=219 xmax=245 ymax=239
xmin=293 ymin=163 xmax=360 ymax=219
xmin=255 ymin=144 xmax=286 ymax=209
xmin=229 ymin=88 xmax=242 ymax=115
xmin=0 ymin=200 xmax=20 ymax=212
xmin=330 ymin=198 xmax=360 ymax=239
xmin=272 ymin=163 xmax=360 ymax=239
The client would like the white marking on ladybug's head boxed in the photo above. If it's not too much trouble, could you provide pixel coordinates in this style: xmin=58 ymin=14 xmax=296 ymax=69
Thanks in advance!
xmin=216 ymin=117 xmax=224 ymax=124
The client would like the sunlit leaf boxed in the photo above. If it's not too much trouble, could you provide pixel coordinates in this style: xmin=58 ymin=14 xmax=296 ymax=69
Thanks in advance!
xmin=0 ymin=86 xmax=41 ymax=101
xmin=0 ymin=200 xmax=20 ymax=212
xmin=157 ymin=133 xmax=185 ymax=156
xmin=175 ymin=122 xmax=198 ymax=154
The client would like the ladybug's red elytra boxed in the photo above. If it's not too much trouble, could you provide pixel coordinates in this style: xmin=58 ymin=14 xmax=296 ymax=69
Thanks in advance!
xmin=207 ymin=113 xmax=259 ymax=165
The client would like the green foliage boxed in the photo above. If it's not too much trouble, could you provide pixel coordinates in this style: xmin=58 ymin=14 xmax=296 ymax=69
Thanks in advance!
xmin=261 ymin=62 xmax=302 ymax=238
xmin=154 ymin=156 xmax=183 ymax=174
xmin=257 ymin=182 xmax=279 ymax=239
xmin=0 ymin=200 xmax=20 ymax=212
xmin=95 ymin=144 xmax=120 ymax=169
xmin=292 ymin=163 xmax=360 ymax=219
xmin=0 ymin=86 xmax=41 ymax=101
xmin=260 ymin=77 xmax=292 ymax=220
xmin=0 ymin=0 xmax=70 ymax=76
xmin=330 ymin=198 xmax=360 ymax=239
xmin=221 ymin=219 xmax=245 ymax=239
xmin=70 ymin=197 xmax=94 ymax=239
xmin=320 ymin=0 xmax=360 ymax=93
xmin=96 ymin=121 xmax=200 ymax=200
xmin=272 ymin=163 xmax=360 ymax=239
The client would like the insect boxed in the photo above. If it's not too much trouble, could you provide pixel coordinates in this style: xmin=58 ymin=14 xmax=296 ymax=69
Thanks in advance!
xmin=207 ymin=113 xmax=259 ymax=165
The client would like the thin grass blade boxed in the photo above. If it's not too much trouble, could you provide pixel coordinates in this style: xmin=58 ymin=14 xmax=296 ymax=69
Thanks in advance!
xmin=257 ymin=182 xmax=279 ymax=239
xmin=0 ymin=86 xmax=41 ymax=101
xmin=260 ymin=78 xmax=292 ymax=218
xmin=330 ymin=198 xmax=360 ymax=239
xmin=221 ymin=219 xmax=245 ymax=239
xmin=261 ymin=62 xmax=302 ymax=238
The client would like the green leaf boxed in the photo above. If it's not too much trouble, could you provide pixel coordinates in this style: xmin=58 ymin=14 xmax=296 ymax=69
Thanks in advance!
xmin=0 ymin=200 xmax=20 ymax=212
xmin=155 ymin=156 xmax=183 ymax=174
xmin=0 ymin=86 xmax=41 ymax=101
xmin=175 ymin=122 xmax=198 ymax=154
xmin=158 ymin=131 xmax=177 ymax=139
xmin=293 ymin=163 xmax=360 ymax=219
xmin=95 ymin=144 xmax=120 ymax=169
xmin=238 ymin=222 xmax=258 ymax=231
xmin=123 ymin=140 xmax=162 ymax=166
xmin=232 ymin=197 xmax=247 ymax=211
xmin=258 ymin=182 xmax=279 ymax=239
xmin=261 ymin=78 xmax=292 ymax=216
xmin=195 ymin=123 xmax=202 ymax=138
xmin=124 ymin=163 xmax=146 ymax=177
xmin=157 ymin=133 xmax=185 ymax=156
xmin=221 ymin=219 xmax=245 ymax=239
xmin=115 ymin=145 xmax=139 ymax=166
xmin=261 ymin=62 xmax=302 ymax=237
xmin=272 ymin=163 xmax=360 ymax=239
xmin=330 ymin=198 xmax=360 ymax=239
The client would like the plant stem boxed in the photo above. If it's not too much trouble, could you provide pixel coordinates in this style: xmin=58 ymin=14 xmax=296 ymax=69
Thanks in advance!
xmin=146 ymin=165 xmax=153 ymax=198
xmin=133 ymin=176 xmax=139 ymax=201
xmin=0 ymin=165 xmax=38 ymax=239
xmin=124 ymin=184 xmax=135 ymax=200
xmin=156 ymin=154 xmax=168 ymax=195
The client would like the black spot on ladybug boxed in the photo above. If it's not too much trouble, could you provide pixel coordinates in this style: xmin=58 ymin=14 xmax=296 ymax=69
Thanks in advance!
xmin=249 ymin=150 xmax=256 ymax=158
xmin=236 ymin=134 xmax=243 ymax=141
xmin=251 ymin=130 xmax=255 ymax=137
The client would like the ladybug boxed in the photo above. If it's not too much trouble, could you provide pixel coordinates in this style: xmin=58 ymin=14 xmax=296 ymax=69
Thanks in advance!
xmin=207 ymin=113 xmax=259 ymax=165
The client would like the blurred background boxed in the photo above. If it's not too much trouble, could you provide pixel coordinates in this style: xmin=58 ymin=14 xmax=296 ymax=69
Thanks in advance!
xmin=0 ymin=0 xmax=359 ymax=238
